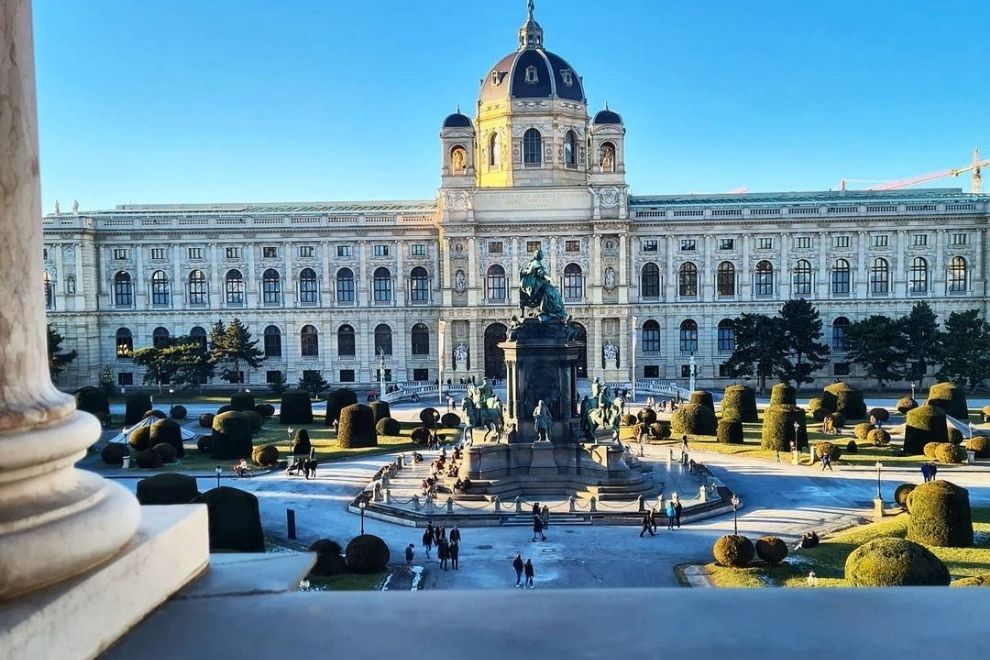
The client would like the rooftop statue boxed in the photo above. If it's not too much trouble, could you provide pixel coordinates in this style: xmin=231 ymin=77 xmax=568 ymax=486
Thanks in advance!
xmin=519 ymin=248 xmax=566 ymax=321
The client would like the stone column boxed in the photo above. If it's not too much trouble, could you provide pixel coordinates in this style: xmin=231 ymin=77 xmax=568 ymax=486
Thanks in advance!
xmin=0 ymin=0 xmax=140 ymax=599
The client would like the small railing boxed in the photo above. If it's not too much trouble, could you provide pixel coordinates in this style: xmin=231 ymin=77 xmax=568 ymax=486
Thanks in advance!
xmin=381 ymin=382 xmax=469 ymax=404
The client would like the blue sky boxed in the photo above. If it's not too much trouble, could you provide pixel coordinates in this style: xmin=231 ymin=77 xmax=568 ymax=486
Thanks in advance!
xmin=33 ymin=0 xmax=988 ymax=211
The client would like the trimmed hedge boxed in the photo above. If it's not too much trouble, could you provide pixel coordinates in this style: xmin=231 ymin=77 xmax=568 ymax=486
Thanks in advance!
xmin=338 ymin=404 xmax=378 ymax=449
xmin=689 ymin=391 xmax=715 ymax=412
xmin=671 ymin=403 xmax=718 ymax=436
xmin=897 ymin=397 xmax=919 ymax=414
xmin=230 ymin=392 xmax=256 ymax=412
xmin=169 ymin=405 xmax=188 ymax=420
xmin=411 ymin=426 xmax=431 ymax=444
xmin=935 ymin=443 xmax=967 ymax=464
xmin=822 ymin=381 xmax=867 ymax=420
xmin=712 ymin=535 xmax=755 ymax=568
xmin=309 ymin=539 xmax=347 ymax=577
xmin=761 ymin=404 xmax=808 ymax=451
xmin=854 ymin=423 xmax=874 ymax=441
xmin=199 ymin=413 xmax=215 ymax=428
xmin=813 ymin=441 xmax=842 ymax=461
xmin=210 ymin=411 xmax=254 ymax=460
xmin=906 ymin=480 xmax=973 ymax=547
xmin=101 ymin=443 xmax=128 ymax=465
xmin=637 ymin=408 xmax=658 ymax=426
xmin=345 ymin=534 xmax=391 ymax=573
xmin=894 ymin=483 xmax=916 ymax=509
xmin=150 ymin=418 xmax=184 ymax=458
xmin=129 ymin=425 xmax=151 ymax=451
xmin=926 ymin=382 xmax=969 ymax=420
xmin=441 ymin=412 xmax=461 ymax=428
xmin=951 ymin=575 xmax=990 ymax=587
xmin=125 ymin=394 xmax=153 ymax=425
xmin=869 ymin=407 xmax=890 ymax=423
xmin=75 ymin=386 xmax=110 ymax=420
xmin=868 ymin=428 xmax=891 ymax=447
xmin=255 ymin=403 xmax=276 ymax=418
xmin=368 ymin=401 xmax=391 ymax=424
xmin=251 ymin=444 xmax=280 ymax=467
xmin=325 ymin=388 xmax=359 ymax=426
xmin=419 ymin=407 xmax=441 ymax=429
xmin=755 ymin=536 xmax=788 ymax=567
xmin=191 ymin=486 xmax=265 ymax=552
xmin=621 ymin=413 xmax=638 ymax=427
xmin=717 ymin=419 xmax=744 ymax=444
xmin=844 ymin=538 xmax=950 ymax=586
xmin=769 ymin=383 xmax=796 ymax=406
xmin=280 ymin=390 xmax=314 ymax=424
xmin=376 ymin=417 xmax=401 ymax=436
xmin=904 ymin=405 xmax=948 ymax=455
xmin=721 ymin=385 xmax=758 ymax=423
xmin=650 ymin=422 xmax=672 ymax=439
xmin=291 ymin=429 xmax=312 ymax=456
xmin=136 ymin=473 xmax=199 ymax=505
xmin=846 ymin=440 xmax=858 ymax=454
xmin=152 ymin=442 xmax=177 ymax=464
xmin=811 ymin=407 xmax=830 ymax=422
xmin=133 ymin=448 xmax=162 ymax=469
xmin=968 ymin=435 xmax=989 ymax=459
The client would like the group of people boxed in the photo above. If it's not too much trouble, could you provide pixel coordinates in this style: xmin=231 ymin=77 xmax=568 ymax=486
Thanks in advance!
xmin=643 ymin=396 xmax=678 ymax=413
xmin=420 ymin=521 xmax=461 ymax=571
xmin=531 ymin=503 xmax=551 ymax=541
xmin=512 ymin=553 xmax=536 ymax=588
xmin=921 ymin=462 xmax=939 ymax=482
xmin=233 ymin=459 xmax=252 ymax=478
xmin=420 ymin=447 xmax=465 ymax=496
xmin=286 ymin=451 xmax=318 ymax=479
xmin=638 ymin=498 xmax=683 ymax=536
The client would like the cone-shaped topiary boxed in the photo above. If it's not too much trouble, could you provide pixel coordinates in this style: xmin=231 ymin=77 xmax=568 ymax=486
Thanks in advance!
xmin=906 ymin=480 xmax=973 ymax=547
xmin=904 ymin=405 xmax=948 ymax=455
xmin=279 ymin=390 xmax=313 ymax=424
xmin=251 ymin=444 xmax=280 ymax=467
xmin=689 ymin=391 xmax=715 ymax=412
xmin=721 ymin=385 xmax=758 ymax=423
xmin=821 ymin=381 xmax=867 ymax=420
xmin=125 ymin=393 xmax=153 ymax=425
xmin=769 ymin=383 xmax=796 ymax=406
xmin=133 ymin=447 xmax=162 ymax=469
xmin=419 ymin=407 xmax=441 ymax=429
xmin=717 ymin=419 xmax=744 ymax=444
xmin=136 ymin=473 xmax=199 ymax=505
xmin=869 ymin=407 xmax=890 ymax=423
xmin=712 ymin=535 xmax=755 ymax=568
xmin=755 ymin=536 xmax=788 ymax=567
xmin=926 ymin=382 xmax=969 ymax=420
xmin=324 ymin=388 xmax=358 ymax=426
xmin=254 ymin=403 xmax=276 ymax=418
xmin=441 ymin=412 xmax=461 ymax=428
xmin=897 ymin=397 xmax=919 ymax=414
xmin=309 ymin=539 xmax=347 ymax=577
xmin=761 ymin=404 xmax=808 ymax=451
xmin=345 ymin=534 xmax=391 ymax=573
xmin=191 ymin=487 xmax=265 ymax=552
xmin=129 ymin=425 xmax=152 ymax=451
xmin=935 ymin=443 xmax=967 ymax=464
xmin=637 ymin=408 xmax=658 ymax=426
xmin=338 ymin=404 xmax=378 ymax=449
xmin=291 ymin=428 xmax=312 ymax=456
xmin=152 ymin=442 xmax=178 ymax=464
xmin=845 ymin=538 xmax=950 ymax=586
xmin=894 ymin=483 xmax=916 ymax=509
xmin=671 ymin=403 xmax=717 ymax=436
xmin=376 ymin=417 xmax=401 ymax=436
xmin=968 ymin=435 xmax=989 ymax=459
xmin=868 ymin=428 xmax=891 ymax=447
xmin=150 ymin=418 xmax=184 ymax=458
xmin=210 ymin=411 xmax=254 ymax=460
xmin=368 ymin=400 xmax=391 ymax=423
xmin=854 ymin=423 xmax=874 ymax=440
xmin=101 ymin=443 xmax=128 ymax=465
xmin=199 ymin=413 xmax=215 ymax=428
xmin=230 ymin=392 xmax=256 ymax=412
xmin=75 ymin=386 xmax=110 ymax=420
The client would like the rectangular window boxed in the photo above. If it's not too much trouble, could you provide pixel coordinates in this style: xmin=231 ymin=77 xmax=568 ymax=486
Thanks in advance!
xmin=681 ymin=365 xmax=691 ymax=378
xmin=834 ymin=362 xmax=850 ymax=376
xmin=413 ymin=368 xmax=429 ymax=382
xmin=758 ymin=237 xmax=773 ymax=250
xmin=188 ymin=247 xmax=203 ymax=260
xmin=795 ymin=236 xmax=811 ymax=249
xmin=113 ymin=248 xmax=128 ymax=260
xmin=411 ymin=243 xmax=427 ymax=256
xmin=339 ymin=369 xmax=355 ymax=383
xmin=718 ymin=326 xmax=735 ymax=352
xmin=912 ymin=234 xmax=928 ymax=247
xmin=526 ymin=240 xmax=542 ymax=253
xmin=951 ymin=233 xmax=967 ymax=246
xmin=225 ymin=247 xmax=240 ymax=259
xmin=834 ymin=236 xmax=850 ymax=248
xmin=150 ymin=248 xmax=166 ymax=260
xmin=488 ymin=241 xmax=503 ymax=254
xmin=298 ymin=245 xmax=314 ymax=258
xmin=43 ymin=247 xmax=49 ymax=260
xmin=718 ymin=238 xmax=734 ymax=251
xmin=565 ymin=240 xmax=580 ymax=253
xmin=642 ymin=240 xmax=658 ymax=252
xmin=643 ymin=365 xmax=659 ymax=378
xmin=373 ymin=244 xmax=389 ymax=257
xmin=337 ymin=245 xmax=352 ymax=258
xmin=117 ymin=372 xmax=133 ymax=386
xmin=263 ymin=246 xmax=278 ymax=258
xmin=265 ymin=370 xmax=281 ymax=384
xmin=718 ymin=364 xmax=731 ymax=378
xmin=680 ymin=239 xmax=696 ymax=251
xmin=375 ymin=368 xmax=393 ymax=383
xmin=872 ymin=234 xmax=889 ymax=248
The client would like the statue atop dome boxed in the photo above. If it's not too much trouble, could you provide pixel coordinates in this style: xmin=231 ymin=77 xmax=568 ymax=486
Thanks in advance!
xmin=518 ymin=0 xmax=543 ymax=49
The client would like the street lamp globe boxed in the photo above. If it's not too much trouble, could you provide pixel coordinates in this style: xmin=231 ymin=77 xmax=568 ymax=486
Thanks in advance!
xmin=214 ymin=465 xmax=222 ymax=489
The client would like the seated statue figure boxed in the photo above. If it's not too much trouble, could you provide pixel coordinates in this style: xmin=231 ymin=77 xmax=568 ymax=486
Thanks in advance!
xmin=519 ymin=248 xmax=566 ymax=321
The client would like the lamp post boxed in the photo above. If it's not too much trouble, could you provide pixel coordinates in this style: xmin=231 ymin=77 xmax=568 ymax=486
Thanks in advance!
xmin=377 ymin=347 xmax=387 ymax=401
xmin=730 ymin=494 xmax=740 ymax=535
xmin=215 ymin=465 xmax=221 ymax=489
xmin=359 ymin=500 xmax=366 ymax=536
xmin=875 ymin=461 xmax=883 ymax=500
xmin=911 ymin=382 xmax=917 ymax=400
xmin=168 ymin=387 xmax=175 ymax=411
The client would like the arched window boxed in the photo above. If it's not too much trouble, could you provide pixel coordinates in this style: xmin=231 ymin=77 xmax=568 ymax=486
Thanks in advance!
xmin=113 ymin=272 xmax=133 ymax=307
xmin=299 ymin=268 xmax=319 ymax=304
xmin=641 ymin=263 xmax=660 ymax=298
xmin=225 ymin=269 xmax=244 ymax=305
xmin=523 ymin=128 xmax=542 ymax=166
xmin=188 ymin=269 xmax=207 ymax=305
xmin=115 ymin=327 xmax=133 ymax=357
xmin=910 ymin=257 xmax=928 ymax=294
xmin=44 ymin=271 xmax=54 ymax=309
xmin=410 ymin=266 xmax=430 ymax=303
xmin=262 ymin=269 xmax=281 ymax=304
xmin=337 ymin=324 xmax=356 ymax=356
xmin=486 ymin=265 xmax=506 ymax=301
xmin=679 ymin=262 xmax=698 ymax=297
xmin=642 ymin=320 xmax=661 ymax=354
xmin=793 ymin=259 xmax=812 ymax=295
xmin=300 ymin=325 xmax=319 ymax=357
xmin=336 ymin=268 xmax=355 ymax=303
xmin=600 ymin=142 xmax=616 ymax=172
xmin=717 ymin=319 xmax=735 ymax=352
xmin=411 ymin=323 xmax=430 ymax=356
xmin=755 ymin=261 xmax=774 ymax=297
xmin=716 ymin=262 xmax=735 ymax=297
xmin=679 ymin=319 xmax=699 ymax=354
xmin=263 ymin=325 xmax=282 ymax=357
xmin=564 ymin=130 xmax=577 ymax=167
xmin=373 ymin=267 xmax=392 ymax=303
xmin=152 ymin=326 xmax=170 ymax=349
xmin=832 ymin=259 xmax=851 ymax=295
xmin=832 ymin=317 xmax=849 ymax=352
xmin=151 ymin=270 xmax=169 ymax=306
xmin=563 ymin=263 xmax=583 ymax=301
xmin=489 ymin=131 xmax=501 ymax=168
xmin=65 ymin=274 xmax=76 ymax=295
xmin=450 ymin=146 xmax=466 ymax=174
xmin=374 ymin=324 xmax=393 ymax=355
xmin=870 ymin=258 xmax=890 ymax=294
xmin=190 ymin=326 xmax=207 ymax=350
xmin=949 ymin=256 xmax=968 ymax=292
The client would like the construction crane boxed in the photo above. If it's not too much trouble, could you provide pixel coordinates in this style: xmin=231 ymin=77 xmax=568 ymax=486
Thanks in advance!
xmin=839 ymin=148 xmax=986 ymax=193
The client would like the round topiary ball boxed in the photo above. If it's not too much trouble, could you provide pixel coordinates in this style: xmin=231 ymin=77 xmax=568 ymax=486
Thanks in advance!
xmin=650 ymin=422 xmax=671 ymax=440
xmin=950 ymin=575 xmax=990 ymax=587
xmin=411 ymin=426 xmax=431 ymax=445
xmin=845 ymin=538 xmax=950 ymax=586
xmin=854 ymin=422 xmax=874 ymax=441
xmin=345 ymin=534 xmax=391 ymax=573
xmin=369 ymin=400 xmax=391 ymax=423
xmin=761 ymin=404 xmax=808 ymax=451
xmin=251 ymin=444 xmax=280 ymax=467
xmin=309 ymin=539 xmax=347 ymax=577
xmin=769 ymin=383 xmax=796 ymax=406
xmin=210 ymin=411 xmax=254 ymax=460
xmin=637 ymin=408 xmax=658 ymax=426
xmin=712 ymin=535 xmax=755 ymax=568
xmin=199 ymin=413 xmax=215 ymax=429
xmin=339 ymin=404 xmax=378 ymax=449
xmin=869 ymin=408 xmax=890 ymax=423
xmin=254 ymin=403 xmax=276 ymax=418
xmin=822 ymin=382 xmax=867 ymax=420
xmin=291 ymin=428 xmax=312 ymax=456
xmin=755 ymin=536 xmax=788 ymax=567
xmin=143 ymin=409 xmax=167 ymax=420
xmin=440 ymin=412 xmax=461 ymax=428
xmin=169 ymin=405 xmax=188 ymax=420
xmin=721 ymin=385 xmax=758 ymax=423
xmin=868 ymin=428 xmax=891 ymax=447
xmin=968 ymin=435 xmax=989 ymax=459
xmin=926 ymin=382 xmax=969 ymax=420
xmin=846 ymin=440 xmax=858 ymax=454
xmin=906 ymin=480 xmax=973 ymax=547
xmin=150 ymin=418 xmax=184 ymax=458
xmin=419 ymin=407 xmax=441 ymax=429
xmin=897 ymin=397 xmax=919 ymax=414
xmin=133 ymin=447 xmax=162 ymax=469
xmin=935 ymin=443 xmax=967 ymax=464
xmin=325 ymin=388 xmax=359 ymax=426
xmin=152 ymin=442 xmax=178 ymax=464
xmin=923 ymin=442 xmax=941 ymax=459
xmin=894 ymin=483 xmax=916 ymax=509
xmin=904 ymin=405 xmax=948 ymax=455
xmin=671 ymin=403 xmax=718 ymax=436
xmin=101 ymin=443 xmax=128 ymax=465
xmin=230 ymin=392 xmax=256 ymax=412
xmin=376 ymin=417 xmax=401 ymax=436
xmin=124 ymin=394 xmax=153 ymax=425
xmin=717 ymin=419 xmax=744 ymax=444
xmin=947 ymin=427 xmax=964 ymax=445
xmin=689 ymin=391 xmax=715 ymax=412
xmin=129 ymin=425 xmax=152 ymax=451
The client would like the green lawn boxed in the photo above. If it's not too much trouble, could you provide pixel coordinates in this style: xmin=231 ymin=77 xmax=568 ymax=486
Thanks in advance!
xmin=704 ymin=508 xmax=990 ymax=588
xmin=304 ymin=572 xmax=388 ymax=591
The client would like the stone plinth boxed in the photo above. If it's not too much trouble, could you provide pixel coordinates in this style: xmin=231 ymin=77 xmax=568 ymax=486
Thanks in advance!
xmin=528 ymin=442 xmax=559 ymax=477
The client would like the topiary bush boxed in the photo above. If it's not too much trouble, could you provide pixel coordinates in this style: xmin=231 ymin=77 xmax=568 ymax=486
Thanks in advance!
xmin=689 ymin=390 xmax=715 ymax=412
xmin=869 ymin=407 xmax=890 ymax=423
xmin=761 ymin=404 xmax=808 ymax=451
xmin=717 ymin=419 xmax=744 ymax=444
xmin=812 ymin=407 xmax=830 ymax=422
xmin=671 ymin=403 xmax=718 ymax=436
xmin=926 ymin=382 xmax=969 ymax=420
xmin=620 ymin=413 xmax=637 ymax=427
xmin=844 ymin=538 xmax=950 ymax=586
xmin=854 ymin=422 xmax=874 ymax=441
xmin=830 ymin=412 xmax=846 ymax=428
xmin=75 ymin=386 xmax=110 ymax=420
xmin=813 ymin=441 xmax=842 ymax=461
xmin=152 ymin=442 xmax=178 ymax=464
xmin=124 ymin=394 xmax=153 ymax=425
xmin=868 ymin=428 xmax=891 ymax=447
xmin=894 ymin=483 xmax=916 ymax=509
xmin=255 ymin=403 xmax=276 ymax=418
xmin=191 ymin=486 xmax=265 ymax=552
xmin=309 ymin=539 xmax=347 ymax=577
xmin=280 ymin=390 xmax=314 ymax=424
xmin=345 ymin=534 xmax=391 ymax=573
xmin=721 ymin=385 xmax=758 ymax=423
xmin=637 ymin=408 xmax=658 ymax=426
xmin=169 ymin=405 xmax=188 ymax=420
xmin=150 ymin=418 xmax=184 ymax=458
xmin=136 ymin=473 xmax=199 ymax=505
xmin=199 ymin=413 xmax=215 ymax=428
xmin=968 ymin=435 xmax=989 ymax=459
xmin=906 ymin=480 xmax=973 ymax=547
xmin=950 ymin=575 xmax=990 ymax=587
xmin=324 ymin=388 xmax=359 ymax=426
xmin=807 ymin=397 xmax=825 ymax=413
xmin=291 ymin=428 xmax=312 ymax=456
xmin=755 ymin=536 xmax=788 ymax=567
xmin=846 ymin=440 xmax=858 ymax=454
xmin=368 ymin=400 xmax=391 ymax=423
xmin=338 ymin=404 xmax=378 ymax=449
xmin=441 ymin=412 xmax=461 ymax=428
xmin=143 ymin=409 xmax=167 ymax=420
xmin=650 ymin=422 xmax=672 ymax=440
xmin=897 ymin=397 xmax=919 ymax=414
xmin=197 ymin=435 xmax=210 ymax=454
xmin=982 ymin=405 xmax=990 ymax=422
xmin=244 ymin=410 xmax=264 ymax=434
xmin=411 ymin=426 xmax=431 ymax=444
xmin=133 ymin=447 xmax=162 ymax=469
xmin=712 ymin=535 xmax=755 ymax=568
xmin=923 ymin=442 xmax=941 ymax=459
xmin=101 ymin=443 xmax=128 ymax=465
xmin=769 ymin=383 xmax=796 ymax=406
xmin=821 ymin=382 xmax=867 ymax=420
xmin=947 ymin=427 xmax=964 ymax=445
xmin=230 ymin=392 xmax=256 ymax=412
xmin=129 ymin=425 xmax=152 ymax=451
xmin=904 ymin=405 xmax=948 ymax=455
xmin=210 ymin=411 xmax=254 ymax=460
xmin=216 ymin=404 xmax=233 ymax=415
xmin=251 ymin=444 xmax=280 ymax=467
xmin=376 ymin=417 xmax=401 ymax=436
xmin=419 ymin=407 xmax=441 ymax=429
xmin=935 ymin=443 xmax=967 ymax=464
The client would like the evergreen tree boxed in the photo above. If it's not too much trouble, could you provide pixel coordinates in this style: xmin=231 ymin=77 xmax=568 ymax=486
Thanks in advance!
xmin=47 ymin=324 xmax=78 ymax=382
xmin=131 ymin=345 xmax=170 ymax=390
xmin=298 ymin=370 xmax=330 ymax=397
xmin=209 ymin=318 xmax=265 ymax=386
xmin=98 ymin=365 xmax=117 ymax=397
xmin=845 ymin=315 xmax=906 ymax=387
xmin=720 ymin=314 xmax=792 ymax=394
xmin=268 ymin=371 xmax=287 ymax=395
xmin=901 ymin=302 xmax=940 ymax=387
xmin=937 ymin=309 xmax=990 ymax=389
xmin=778 ymin=298 xmax=830 ymax=388
xmin=165 ymin=336 xmax=214 ymax=389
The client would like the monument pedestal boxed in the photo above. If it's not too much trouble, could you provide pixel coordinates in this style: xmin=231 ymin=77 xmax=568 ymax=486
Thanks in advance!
xmin=529 ymin=441 xmax=559 ymax=477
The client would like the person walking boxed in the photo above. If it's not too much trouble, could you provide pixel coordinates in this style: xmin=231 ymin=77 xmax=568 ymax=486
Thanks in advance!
xmin=513 ymin=553 xmax=524 ymax=587
xmin=648 ymin=507 xmax=657 ymax=534
xmin=449 ymin=525 xmax=461 ymax=546
xmin=665 ymin=500 xmax=675 ymax=530
xmin=524 ymin=559 xmax=535 ymax=589
xmin=930 ymin=462 xmax=938 ymax=481
xmin=405 ymin=544 xmax=415 ymax=574
xmin=540 ymin=504 xmax=550 ymax=531
xmin=438 ymin=538 xmax=450 ymax=570
xmin=532 ymin=514 xmax=546 ymax=542
xmin=450 ymin=540 xmax=460 ymax=570
xmin=639 ymin=512 xmax=655 ymax=537
xmin=920 ymin=463 xmax=930 ymax=483
xmin=422 ymin=527 xmax=434 ymax=559
xmin=674 ymin=499 xmax=683 ymax=529
xmin=447 ymin=395 xmax=454 ymax=413
xmin=820 ymin=452 xmax=833 ymax=471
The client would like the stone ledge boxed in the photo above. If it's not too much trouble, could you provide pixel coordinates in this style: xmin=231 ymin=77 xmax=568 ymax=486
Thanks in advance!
xmin=0 ymin=504 xmax=209 ymax=660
